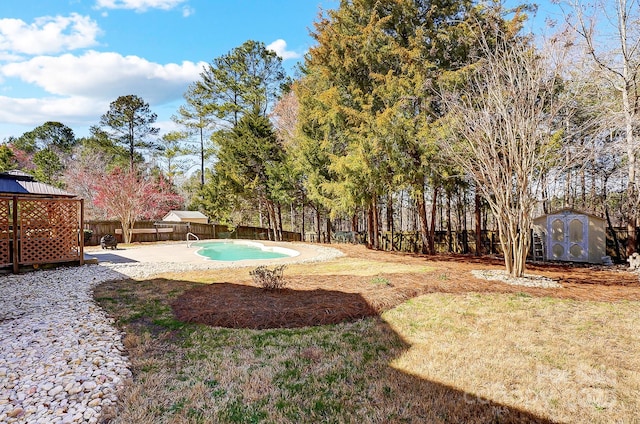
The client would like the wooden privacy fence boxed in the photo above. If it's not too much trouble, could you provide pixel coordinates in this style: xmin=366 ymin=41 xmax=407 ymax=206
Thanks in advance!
xmin=0 ymin=197 xmax=84 ymax=272
xmin=84 ymin=220 xmax=302 ymax=245
xmin=312 ymin=230 xmax=504 ymax=255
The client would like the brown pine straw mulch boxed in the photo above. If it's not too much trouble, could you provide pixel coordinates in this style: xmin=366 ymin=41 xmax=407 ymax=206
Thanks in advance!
xmin=172 ymin=283 xmax=379 ymax=330
xmin=171 ymin=244 xmax=640 ymax=330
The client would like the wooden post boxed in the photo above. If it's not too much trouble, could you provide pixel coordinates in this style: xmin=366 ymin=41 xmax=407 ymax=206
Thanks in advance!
xmin=79 ymin=199 xmax=84 ymax=266
xmin=12 ymin=196 xmax=18 ymax=273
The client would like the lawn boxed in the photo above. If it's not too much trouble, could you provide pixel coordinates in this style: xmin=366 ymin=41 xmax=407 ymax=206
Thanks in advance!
xmin=94 ymin=244 xmax=640 ymax=423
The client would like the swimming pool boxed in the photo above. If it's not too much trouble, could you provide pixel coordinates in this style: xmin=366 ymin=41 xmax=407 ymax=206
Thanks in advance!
xmin=194 ymin=240 xmax=299 ymax=261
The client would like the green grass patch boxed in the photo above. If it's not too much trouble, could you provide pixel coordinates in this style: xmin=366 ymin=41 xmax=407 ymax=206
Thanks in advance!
xmin=94 ymin=270 xmax=640 ymax=424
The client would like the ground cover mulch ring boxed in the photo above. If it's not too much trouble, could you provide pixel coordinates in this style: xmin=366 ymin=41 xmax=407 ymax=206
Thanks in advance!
xmin=171 ymin=281 xmax=380 ymax=329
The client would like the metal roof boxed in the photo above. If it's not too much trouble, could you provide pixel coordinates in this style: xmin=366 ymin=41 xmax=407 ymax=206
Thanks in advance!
xmin=0 ymin=171 xmax=76 ymax=197
xmin=163 ymin=210 xmax=208 ymax=219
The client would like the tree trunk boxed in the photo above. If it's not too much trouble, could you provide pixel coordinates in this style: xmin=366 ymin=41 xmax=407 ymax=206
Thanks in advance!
xmin=461 ymin=190 xmax=468 ymax=254
xmin=372 ymin=196 xmax=380 ymax=250
xmin=541 ymin=172 xmax=549 ymax=215
xmin=429 ymin=186 xmax=438 ymax=255
xmin=277 ymin=203 xmax=283 ymax=241
xmin=366 ymin=203 xmax=374 ymax=249
xmin=475 ymin=192 xmax=482 ymax=256
xmin=626 ymin=185 xmax=637 ymax=257
xmin=386 ymin=195 xmax=393 ymax=233
xmin=495 ymin=209 xmax=531 ymax=278
xmin=446 ymin=191 xmax=453 ymax=253
xmin=622 ymin=37 xmax=638 ymax=256
xmin=290 ymin=203 xmax=295 ymax=233
xmin=316 ymin=203 xmax=321 ymax=243
xmin=416 ymin=189 xmax=430 ymax=254
xmin=301 ymin=194 xmax=306 ymax=242
xmin=199 ymin=126 xmax=205 ymax=187
xmin=264 ymin=199 xmax=278 ymax=241
xmin=121 ymin=217 xmax=132 ymax=244
xmin=605 ymin=203 xmax=622 ymax=263
xmin=325 ymin=217 xmax=332 ymax=244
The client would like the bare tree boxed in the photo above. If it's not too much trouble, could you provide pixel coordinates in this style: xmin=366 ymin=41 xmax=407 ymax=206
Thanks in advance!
xmin=562 ymin=0 xmax=640 ymax=254
xmin=440 ymin=35 xmax=582 ymax=277
xmin=270 ymin=90 xmax=299 ymax=147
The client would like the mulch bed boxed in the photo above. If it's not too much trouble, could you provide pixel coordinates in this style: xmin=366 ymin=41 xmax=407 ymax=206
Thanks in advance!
xmin=171 ymin=244 xmax=640 ymax=329
xmin=172 ymin=283 xmax=378 ymax=329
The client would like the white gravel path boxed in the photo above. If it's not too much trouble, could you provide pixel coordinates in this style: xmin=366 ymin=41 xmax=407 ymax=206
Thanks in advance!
xmin=0 ymin=266 xmax=131 ymax=424
xmin=0 ymin=243 xmax=345 ymax=423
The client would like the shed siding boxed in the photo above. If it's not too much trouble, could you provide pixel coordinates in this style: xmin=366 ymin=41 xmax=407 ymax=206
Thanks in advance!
xmin=533 ymin=209 xmax=606 ymax=264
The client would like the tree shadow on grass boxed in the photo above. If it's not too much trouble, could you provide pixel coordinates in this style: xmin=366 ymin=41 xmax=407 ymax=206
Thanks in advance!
xmin=164 ymin=281 xmax=558 ymax=423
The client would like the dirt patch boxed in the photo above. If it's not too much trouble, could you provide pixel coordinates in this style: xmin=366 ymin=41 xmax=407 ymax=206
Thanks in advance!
xmin=170 ymin=244 xmax=640 ymax=329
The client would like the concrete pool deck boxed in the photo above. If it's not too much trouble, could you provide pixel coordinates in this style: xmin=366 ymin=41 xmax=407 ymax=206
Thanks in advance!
xmin=85 ymin=240 xmax=339 ymax=268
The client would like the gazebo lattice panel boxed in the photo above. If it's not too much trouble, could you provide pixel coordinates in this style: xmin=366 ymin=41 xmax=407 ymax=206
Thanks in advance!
xmin=18 ymin=199 xmax=81 ymax=265
xmin=0 ymin=199 xmax=11 ymax=266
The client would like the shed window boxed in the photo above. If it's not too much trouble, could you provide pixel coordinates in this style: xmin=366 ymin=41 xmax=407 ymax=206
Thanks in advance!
xmin=551 ymin=219 xmax=564 ymax=242
xmin=569 ymin=219 xmax=584 ymax=243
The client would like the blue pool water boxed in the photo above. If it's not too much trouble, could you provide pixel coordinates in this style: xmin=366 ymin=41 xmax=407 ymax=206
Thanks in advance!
xmin=195 ymin=241 xmax=296 ymax=261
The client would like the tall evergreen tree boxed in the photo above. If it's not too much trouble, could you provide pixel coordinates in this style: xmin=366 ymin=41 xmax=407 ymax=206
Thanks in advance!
xmin=99 ymin=94 xmax=160 ymax=171
xmin=214 ymin=111 xmax=288 ymax=239
xmin=14 ymin=121 xmax=77 ymax=154
xmin=297 ymin=0 xmax=493 ymax=249
xmin=194 ymin=40 xmax=290 ymax=234
xmin=174 ymin=82 xmax=215 ymax=187
xmin=196 ymin=40 xmax=286 ymax=127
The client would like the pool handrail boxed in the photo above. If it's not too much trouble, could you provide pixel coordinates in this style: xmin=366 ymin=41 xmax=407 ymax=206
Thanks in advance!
xmin=186 ymin=232 xmax=199 ymax=248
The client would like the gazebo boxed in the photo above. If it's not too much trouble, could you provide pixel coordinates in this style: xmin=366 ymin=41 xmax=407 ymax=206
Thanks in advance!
xmin=0 ymin=171 xmax=83 ymax=272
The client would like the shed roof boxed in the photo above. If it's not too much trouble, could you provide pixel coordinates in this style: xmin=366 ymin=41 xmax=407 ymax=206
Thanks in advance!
xmin=534 ymin=208 xmax=605 ymax=222
xmin=163 ymin=210 xmax=208 ymax=220
xmin=0 ymin=170 xmax=76 ymax=197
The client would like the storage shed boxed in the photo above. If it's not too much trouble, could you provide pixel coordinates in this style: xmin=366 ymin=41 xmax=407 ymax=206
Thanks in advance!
xmin=0 ymin=170 xmax=83 ymax=272
xmin=532 ymin=209 xmax=606 ymax=264
xmin=162 ymin=210 xmax=209 ymax=224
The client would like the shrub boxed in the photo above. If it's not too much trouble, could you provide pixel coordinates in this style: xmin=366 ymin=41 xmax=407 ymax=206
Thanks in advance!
xmin=250 ymin=265 xmax=287 ymax=290
xmin=370 ymin=276 xmax=392 ymax=286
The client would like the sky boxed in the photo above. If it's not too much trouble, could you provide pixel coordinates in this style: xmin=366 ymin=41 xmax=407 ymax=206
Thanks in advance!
xmin=0 ymin=0 xmax=562 ymax=142
xmin=0 ymin=0 xmax=338 ymax=140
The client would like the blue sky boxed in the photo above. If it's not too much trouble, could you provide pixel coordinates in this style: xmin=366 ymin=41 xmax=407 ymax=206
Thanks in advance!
xmin=0 ymin=0 xmax=338 ymax=140
xmin=0 ymin=0 xmax=561 ymax=141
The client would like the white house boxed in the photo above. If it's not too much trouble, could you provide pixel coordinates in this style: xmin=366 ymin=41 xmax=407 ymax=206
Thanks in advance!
xmin=162 ymin=210 xmax=209 ymax=224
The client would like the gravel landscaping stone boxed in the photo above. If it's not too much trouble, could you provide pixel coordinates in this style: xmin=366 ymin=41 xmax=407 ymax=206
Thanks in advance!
xmin=0 ymin=265 xmax=131 ymax=424
xmin=471 ymin=269 xmax=562 ymax=288
xmin=0 ymin=243 xmax=344 ymax=423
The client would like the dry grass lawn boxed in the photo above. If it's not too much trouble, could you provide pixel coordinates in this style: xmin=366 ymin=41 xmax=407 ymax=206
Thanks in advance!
xmin=94 ymin=244 xmax=640 ymax=423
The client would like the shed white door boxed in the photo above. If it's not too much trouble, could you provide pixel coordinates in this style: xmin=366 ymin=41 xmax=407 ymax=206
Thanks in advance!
xmin=546 ymin=214 xmax=589 ymax=262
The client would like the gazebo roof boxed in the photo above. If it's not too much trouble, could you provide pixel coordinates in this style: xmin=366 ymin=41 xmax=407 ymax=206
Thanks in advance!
xmin=0 ymin=170 xmax=76 ymax=198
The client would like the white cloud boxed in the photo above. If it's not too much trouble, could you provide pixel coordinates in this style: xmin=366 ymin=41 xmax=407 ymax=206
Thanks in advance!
xmin=0 ymin=52 xmax=206 ymax=130
xmin=266 ymin=39 xmax=302 ymax=60
xmin=182 ymin=6 xmax=195 ymax=17
xmin=0 ymin=95 xmax=106 ymax=126
xmin=1 ymin=51 xmax=207 ymax=104
xmin=95 ymin=0 xmax=187 ymax=12
xmin=0 ymin=14 xmax=101 ymax=56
